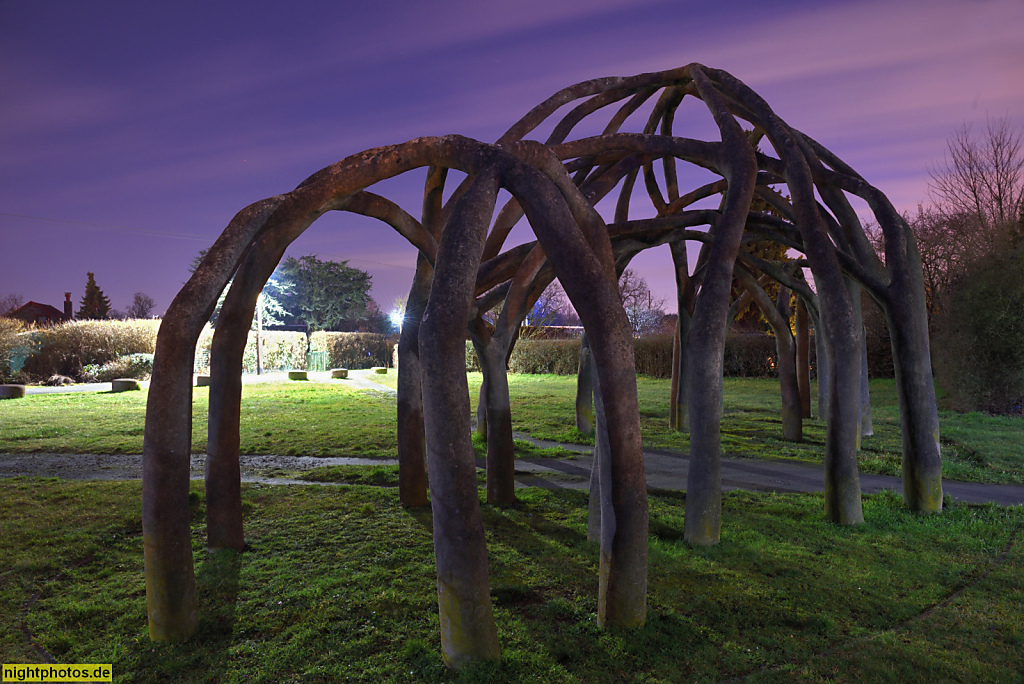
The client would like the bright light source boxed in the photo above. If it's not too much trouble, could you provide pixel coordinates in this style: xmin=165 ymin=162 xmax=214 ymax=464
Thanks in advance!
xmin=390 ymin=310 xmax=403 ymax=331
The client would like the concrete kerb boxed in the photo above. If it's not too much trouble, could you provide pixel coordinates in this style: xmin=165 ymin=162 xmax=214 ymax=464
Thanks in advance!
xmin=0 ymin=384 xmax=27 ymax=399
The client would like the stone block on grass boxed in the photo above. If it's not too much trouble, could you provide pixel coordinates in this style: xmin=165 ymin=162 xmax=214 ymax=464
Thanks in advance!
xmin=288 ymin=370 xmax=308 ymax=381
xmin=111 ymin=378 xmax=141 ymax=392
xmin=196 ymin=375 xmax=211 ymax=387
xmin=0 ymin=384 xmax=26 ymax=399
xmin=331 ymin=368 xmax=349 ymax=379
xmin=371 ymin=366 xmax=388 ymax=375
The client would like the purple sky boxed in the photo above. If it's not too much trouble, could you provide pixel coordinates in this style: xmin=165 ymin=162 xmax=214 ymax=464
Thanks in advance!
xmin=2 ymin=0 xmax=1023 ymax=317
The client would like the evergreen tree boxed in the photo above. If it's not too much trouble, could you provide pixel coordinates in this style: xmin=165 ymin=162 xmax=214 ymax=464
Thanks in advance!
xmin=279 ymin=255 xmax=373 ymax=332
xmin=77 ymin=272 xmax=111 ymax=320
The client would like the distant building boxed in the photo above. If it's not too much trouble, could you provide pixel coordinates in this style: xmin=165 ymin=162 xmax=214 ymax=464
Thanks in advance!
xmin=8 ymin=293 xmax=74 ymax=325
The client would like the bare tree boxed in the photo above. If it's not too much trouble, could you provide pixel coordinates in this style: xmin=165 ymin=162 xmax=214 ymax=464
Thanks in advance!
xmin=522 ymin=280 xmax=572 ymax=329
xmin=618 ymin=268 xmax=666 ymax=336
xmin=0 ymin=293 xmax=24 ymax=317
xmin=874 ymin=119 xmax=1024 ymax=321
xmin=929 ymin=116 xmax=1024 ymax=251
xmin=127 ymin=292 xmax=156 ymax=319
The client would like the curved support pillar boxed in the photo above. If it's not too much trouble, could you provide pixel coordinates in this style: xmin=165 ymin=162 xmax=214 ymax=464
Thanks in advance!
xmin=206 ymin=240 xmax=291 ymax=552
xmin=885 ymin=297 xmax=943 ymax=513
xmin=669 ymin=240 xmax=692 ymax=433
xmin=682 ymin=66 xmax=759 ymax=546
xmin=143 ymin=197 xmax=283 ymax=641
xmin=776 ymin=332 xmax=803 ymax=442
xmin=586 ymin=352 xmax=612 ymax=542
xmin=419 ymin=169 xmax=500 ymax=667
xmin=143 ymin=343 xmax=200 ymax=641
xmin=821 ymin=309 xmax=864 ymax=526
xmin=475 ymin=380 xmax=488 ymax=440
xmin=684 ymin=361 xmax=724 ymax=545
xmin=473 ymin=335 xmax=516 ymax=506
xmin=795 ymin=298 xmax=812 ymax=419
xmin=508 ymin=139 xmax=648 ymax=628
xmin=859 ymin=324 xmax=873 ymax=439
xmin=397 ymin=256 xmax=432 ymax=508
xmin=575 ymin=335 xmax=595 ymax=435
xmin=794 ymin=301 xmax=811 ymax=419
xmin=669 ymin=325 xmax=690 ymax=433
xmin=846 ymin=279 xmax=873 ymax=446
xmin=206 ymin=317 xmax=248 ymax=552
xmin=737 ymin=271 xmax=801 ymax=442
xmin=814 ymin=310 xmax=830 ymax=421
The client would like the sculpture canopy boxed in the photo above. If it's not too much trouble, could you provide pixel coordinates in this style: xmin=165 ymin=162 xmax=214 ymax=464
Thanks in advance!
xmin=140 ymin=63 xmax=942 ymax=668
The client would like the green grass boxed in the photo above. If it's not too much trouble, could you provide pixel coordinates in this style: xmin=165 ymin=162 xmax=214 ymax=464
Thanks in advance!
xmin=0 ymin=478 xmax=1021 ymax=682
xmin=1 ymin=374 xmax=1021 ymax=484
xmin=499 ymin=374 xmax=1022 ymax=485
xmin=0 ymin=380 xmax=397 ymax=458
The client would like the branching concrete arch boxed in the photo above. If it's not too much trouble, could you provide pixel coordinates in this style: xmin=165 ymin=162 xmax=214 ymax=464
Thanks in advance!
xmin=142 ymin=63 xmax=942 ymax=669
xmin=143 ymin=135 xmax=647 ymax=664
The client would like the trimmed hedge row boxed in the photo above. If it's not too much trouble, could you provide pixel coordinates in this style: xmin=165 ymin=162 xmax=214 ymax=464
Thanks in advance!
xmin=4 ymin=317 xmax=894 ymax=383
xmin=1 ymin=318 xmax=160 ymax=383
xmin=82 ymin=353 xmax=155 ymax=382
xmin=310 ymin=331 xmax=395 ymax=370
xmin=0 ymin=318 xmax=397 ymax=381
xmin=195 ymin=329 xmax=396 ymax=374
xmin=0 ymin=317 xmax=28 ymax=381
xmin=469 ymin=331 xmax=893 ymax=379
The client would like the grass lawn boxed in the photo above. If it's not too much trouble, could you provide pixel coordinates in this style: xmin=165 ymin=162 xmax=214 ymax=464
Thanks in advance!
xmin=1 ymin=478 xmax=1021 ymax=682
xmin=1 ymin=372 xmax=1021 ymax=484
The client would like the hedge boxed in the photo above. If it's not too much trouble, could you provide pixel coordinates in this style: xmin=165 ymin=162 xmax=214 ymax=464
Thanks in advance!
xmin=8 ymin=318 xmax=160 ymax=382
xmin=310 ymin=331 xmax=396 ymax=370
xmin=469 ymin=330 xmax=893 ymax=379
xmin=0 ymin=318 xmax=397 ymax=381
xmin=195 ymin=329 xmax=396 ymax=374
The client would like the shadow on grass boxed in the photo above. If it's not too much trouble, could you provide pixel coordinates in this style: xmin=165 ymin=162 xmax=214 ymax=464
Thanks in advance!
xmin=195 ymin=549 xmax=243 ymax=641
xmin=125 ymin=549 xmax=243 ymax=681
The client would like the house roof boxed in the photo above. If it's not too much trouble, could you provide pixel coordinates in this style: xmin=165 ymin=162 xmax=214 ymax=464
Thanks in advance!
xmin=9 ymin=301 xmax=68 ymax=323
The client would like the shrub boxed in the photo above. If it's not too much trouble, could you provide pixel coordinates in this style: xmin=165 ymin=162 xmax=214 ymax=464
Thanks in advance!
xmin=723 ymin=333 xmax=778 ymax=377
xmin=508 ymin=339 xmax=582 ymax=375
xmin=311 ymin=331 xmax=395 ymax=370
xmin=193 ymin=328 xmax=308 ymax=374
xmin=477 ymin=335 xmax=673 ymax=378
xmin=21 ymin=319 xmax=160 ymax=381
xmin=465 ymin=331 xmax=810 ymax=379
xmin=246 ymin=331 xmax=307 ymax=373
xmin=82 ymin=353 xmax=155 ymax=382
xmin=932 ymin=244 xmax=1024 ymax=413
xmin=0 ymin=317 xmax=30 ymax=382
xmin=633 ymin=335 xmax=673 ymax=378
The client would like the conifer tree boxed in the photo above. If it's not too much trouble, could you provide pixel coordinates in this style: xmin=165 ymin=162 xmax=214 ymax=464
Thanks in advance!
xmin=77 ymin=272 xmax=111 ymax=319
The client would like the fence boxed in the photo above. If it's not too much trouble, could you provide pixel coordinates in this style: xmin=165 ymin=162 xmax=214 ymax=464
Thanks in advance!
xmin=306 ymin=351 xmax=329 ymax=372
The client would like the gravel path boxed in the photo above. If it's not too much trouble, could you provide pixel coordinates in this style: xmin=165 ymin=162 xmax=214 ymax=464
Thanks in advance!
xmin=2 ymin=442 xmax=1022 ymax=505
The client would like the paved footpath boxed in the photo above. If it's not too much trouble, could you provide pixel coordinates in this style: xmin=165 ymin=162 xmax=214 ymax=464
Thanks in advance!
xmin=4 ymin=370 xmax=1023 ymax=506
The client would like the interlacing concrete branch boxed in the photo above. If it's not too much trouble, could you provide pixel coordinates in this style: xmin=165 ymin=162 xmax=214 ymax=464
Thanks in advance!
xmin=142 ymin=64 xmax=943 ymax=667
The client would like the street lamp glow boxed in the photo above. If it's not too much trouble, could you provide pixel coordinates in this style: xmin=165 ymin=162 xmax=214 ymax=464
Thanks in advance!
xmin=390 ymin=310 xmax=403 ymax=331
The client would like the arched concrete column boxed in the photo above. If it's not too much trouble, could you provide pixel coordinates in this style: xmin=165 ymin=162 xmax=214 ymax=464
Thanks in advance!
xmin=799 ymin=136 xmax=942 ymax=513
xmin=504 ymin=140 xmax=648 ymax=628
xmin=143 ymin=197 xmax=284 ymax=641
xmin=419 ymin=165 xmax=503 ymax=666
xmin=144 ymin=135 xmax=503 ymax=642
xmin=710 ymin=67 xmax=863 ymax=526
